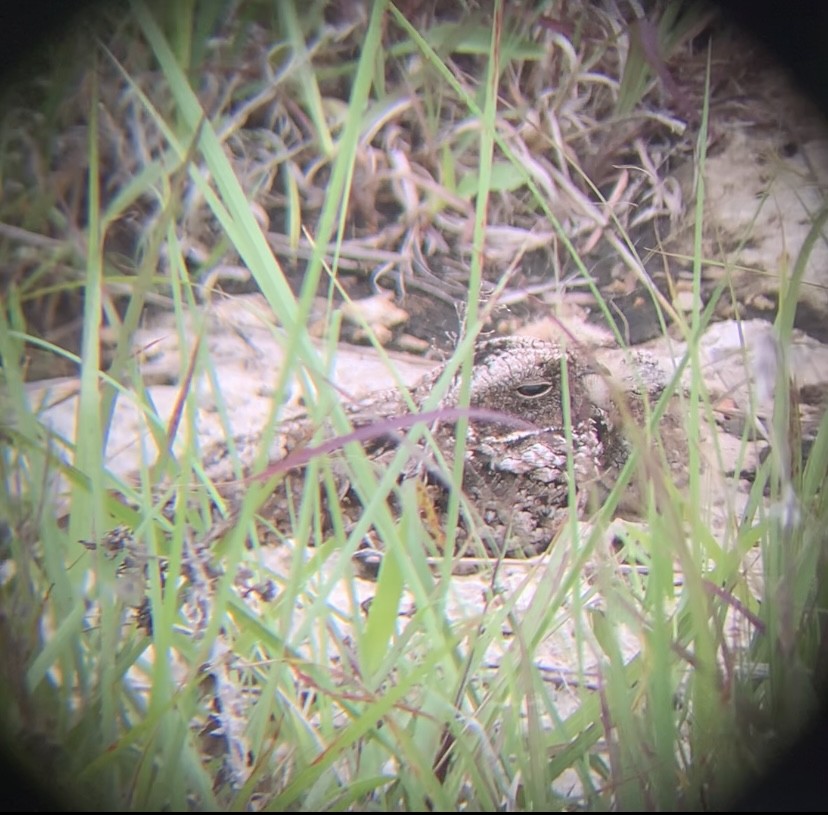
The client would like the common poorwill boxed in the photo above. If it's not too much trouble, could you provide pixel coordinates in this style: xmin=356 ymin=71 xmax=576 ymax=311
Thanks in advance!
xmin=221 ymin=336 xmax=633 ymax=562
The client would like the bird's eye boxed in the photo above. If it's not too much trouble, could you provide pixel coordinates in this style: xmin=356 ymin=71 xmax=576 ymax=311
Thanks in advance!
xmin=516 ymin=380 xmax=554 ymax=398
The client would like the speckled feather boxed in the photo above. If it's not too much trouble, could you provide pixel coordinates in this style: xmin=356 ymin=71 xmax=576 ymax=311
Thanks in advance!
xmin=243 ymin=336 xmax=629 ymax=560
xmin=380 ymin=337 xmax=619 ymax=556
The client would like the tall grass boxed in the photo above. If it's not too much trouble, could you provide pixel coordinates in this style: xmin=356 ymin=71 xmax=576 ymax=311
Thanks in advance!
xmin=0 ymin=0 xmax=825 ymax=809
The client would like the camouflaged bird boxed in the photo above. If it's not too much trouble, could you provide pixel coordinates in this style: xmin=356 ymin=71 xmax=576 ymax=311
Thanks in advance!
xmin=203 ymin=336 xmax=648 ymax=565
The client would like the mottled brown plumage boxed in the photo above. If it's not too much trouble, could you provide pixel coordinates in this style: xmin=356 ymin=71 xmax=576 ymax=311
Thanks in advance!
xmin=219 ymin=336 xmax=636 ymax=563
